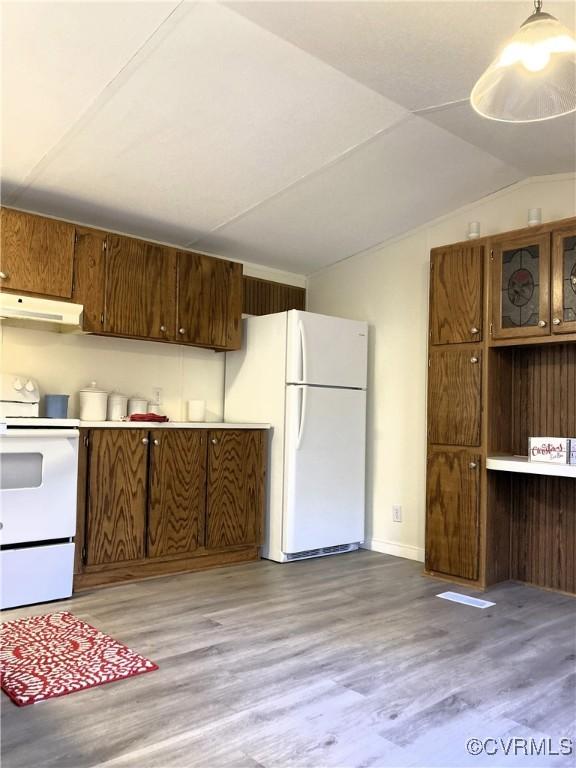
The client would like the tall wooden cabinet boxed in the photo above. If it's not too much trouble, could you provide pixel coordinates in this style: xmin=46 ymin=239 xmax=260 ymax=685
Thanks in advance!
xmin=426 ymin=216 xmax=576 ymax=594
xmin=75 ymin=427 xmax=267 ymax=589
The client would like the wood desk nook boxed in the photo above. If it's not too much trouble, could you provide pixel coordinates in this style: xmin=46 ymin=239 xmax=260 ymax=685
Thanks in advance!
xmin=425 ymin=216 xmax=576 ymax=595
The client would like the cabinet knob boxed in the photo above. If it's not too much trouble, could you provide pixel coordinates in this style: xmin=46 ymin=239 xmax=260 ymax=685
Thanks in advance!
xmin=470 ymin=326 xmax=479 ymax=335
xmin=572 ymin=276 xmax=576 ymax=286
xmin=538 ymin=320 xmax=547 ymax=328
xmin=553 ymin=318 xmax=562 ymax=326
xmin=0 ymin=271 xmax=7 ymax=280
xmin=178 ymin=328 xmax=186 ymax=335
xmin=469 ymin=461 xmax=478 ymax=470
xmin=153 ymin=438 xmax=159 ymax=445
xmin=142 ymin=437 xmax=149 ymax=445
xmin=470 ymin=356 xmax=479 ymax=364
xmin=160 ymin=325 xmax=166 ymax=333
xmin=211 ymin=437 xmax=218 ymax=445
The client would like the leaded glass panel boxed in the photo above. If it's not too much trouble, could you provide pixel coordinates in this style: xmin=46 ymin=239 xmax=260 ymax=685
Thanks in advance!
xmin=562 ymin=235 xmax=576 ymax=323
xmin=501 ymin=245 xmax=540 ymax=328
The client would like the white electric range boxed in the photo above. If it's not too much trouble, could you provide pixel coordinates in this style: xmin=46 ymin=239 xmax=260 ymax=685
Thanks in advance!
xmin=0 ymin=373 xmax=78 ymax=609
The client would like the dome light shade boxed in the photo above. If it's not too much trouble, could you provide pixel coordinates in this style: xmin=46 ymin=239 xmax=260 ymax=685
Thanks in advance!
xmin=470 ymin=3 xmax=576 ymax=122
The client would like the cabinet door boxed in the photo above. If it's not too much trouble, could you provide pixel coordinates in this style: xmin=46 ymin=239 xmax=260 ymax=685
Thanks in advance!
xmin=426 ymin=450 xmax=480 ymax=580
xmin=0 ymin=208 xmax=75 ymax=298
xmin=552 ymin=227 xmax=576 ymax=335
xmin=148 ymin=430 xmax=207 ymax=558
xmin=491 ymin=233 xmax=550 ymax=339
xmin=428 ymin=348 xmax=482 ymax=446
xmin=206 ymin=430 xmax=265 ymax=549
xmin=72 ymin=227 xmax=106 ymax=333
xmin=105 ymin=234 xmax=176 ymax=340
xmin=85 ymin=430 xmax=148 ymax=565
xmin=429 ymin=244 xmax=483 ymax=345
xmin=177 ymin=252 xmax=242 ymax=349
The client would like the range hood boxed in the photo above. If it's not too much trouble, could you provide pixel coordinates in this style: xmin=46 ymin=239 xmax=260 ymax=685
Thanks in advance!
xmin=0 ymin=294 xmax=84 ymax=332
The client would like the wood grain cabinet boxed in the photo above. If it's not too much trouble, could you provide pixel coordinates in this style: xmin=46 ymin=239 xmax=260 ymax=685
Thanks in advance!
xmin=429 ymin=244 xmax=484 ymax=345
xmin=105 ymin=234 xmax=177 ymax=341
xmin=425 ymin=450 xmax=480 ymax=581
xmin=0 ymin=208 xmax=75 ymax=298
xmin=177 ymin=251 xmax=242 ymax=349
xmin=428 ymin=348 xmax=482 ymax=447
xmin=77 ymin=428 xmax=266 ymax=588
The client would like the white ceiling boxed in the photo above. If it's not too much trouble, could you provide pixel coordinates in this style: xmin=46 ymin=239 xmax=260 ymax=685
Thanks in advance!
xmin=2 ymin=1 xmax=575 ymax=274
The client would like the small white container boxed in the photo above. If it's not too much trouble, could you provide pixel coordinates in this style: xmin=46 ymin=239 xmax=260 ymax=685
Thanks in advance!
xmin=467 ymin=221 xmax=481 ymax=240
xmin=79 ymin=382 xmax=109 ymax=422
xmin=107 ymin=393 xmax=128 ymax=421
xmin=128 ymin=396 xmax=149 ymax=416
xmin=187 ymin=400 xmax=206 ymax=422
xmin=528 ymin=207 xmax=542 ymax=226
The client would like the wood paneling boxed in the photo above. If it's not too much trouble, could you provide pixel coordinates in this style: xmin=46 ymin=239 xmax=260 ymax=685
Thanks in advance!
xmin=425 ymin=449 xmax=480 ymax=580
xmin=206 ymin=430 xmax=265 ymax=549
xmin=0 ymin=208 xmax=75 ymax=297
xmin=243 ymin=276 xmax=306 ymax=316
xmin=177 ymin=252 xmax=242 ymax=349
xmin=85 ymin=430 xmax=148 ymax=565
xmin=510 ymin=475 xmax=576 ymax=594
xmin=428 ymin=348 xmax=482 ymax=446
xmin=72 ymin=227 xmax=106 ymax=332
xmin=429 ymin=244 xmax=483 ymax=345
xmin=105 ymin=234 xmax=176 ymax=340
xmin=148 ymin=430 xmax=206 ymax=558
xmin=491 ymin=232 xmax=551 ymax=340
xmin=510 ymin=343 xmax=576 ymax=456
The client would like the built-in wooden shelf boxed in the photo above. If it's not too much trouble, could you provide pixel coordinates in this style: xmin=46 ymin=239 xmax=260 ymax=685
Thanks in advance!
xmin=487 ymin=454 xmax=576 ymax=479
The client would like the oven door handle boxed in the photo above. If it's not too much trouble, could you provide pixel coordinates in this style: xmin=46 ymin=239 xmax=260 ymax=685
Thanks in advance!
xmin=0 ymin=429 xmax=79 ymax=439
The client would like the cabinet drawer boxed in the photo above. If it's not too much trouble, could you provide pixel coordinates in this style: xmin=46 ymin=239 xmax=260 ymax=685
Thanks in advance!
xmin=1 ymin=543 xmax=74 ymax=609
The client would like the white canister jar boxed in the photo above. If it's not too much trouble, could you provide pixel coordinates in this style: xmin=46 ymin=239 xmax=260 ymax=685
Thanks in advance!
xmin=128 ymin=396 xmax=149 ymax=416
xmin=107 ymin=393 xmax=128 ymax=421
xmin=79 ymin=382 xmax=109 ymax=421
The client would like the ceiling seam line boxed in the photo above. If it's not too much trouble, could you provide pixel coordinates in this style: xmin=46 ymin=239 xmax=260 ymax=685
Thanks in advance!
xmin=5 ymin=0 xmax=190 ymax=207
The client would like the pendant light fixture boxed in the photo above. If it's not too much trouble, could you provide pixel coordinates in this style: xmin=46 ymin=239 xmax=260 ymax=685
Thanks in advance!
xmin=470 ymin=0 xmax=576 ymax=122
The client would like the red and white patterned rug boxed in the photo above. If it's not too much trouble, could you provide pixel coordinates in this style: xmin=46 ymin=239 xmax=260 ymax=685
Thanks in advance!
xmin=0 ymin=611 xmax=158 ymax=706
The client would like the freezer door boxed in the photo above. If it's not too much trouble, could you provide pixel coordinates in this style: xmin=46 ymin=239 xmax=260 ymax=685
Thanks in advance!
xmin=286 ymin=310 xmax=367 ymax=388
xmin=283 ymin=386 xmax=366 ymax=553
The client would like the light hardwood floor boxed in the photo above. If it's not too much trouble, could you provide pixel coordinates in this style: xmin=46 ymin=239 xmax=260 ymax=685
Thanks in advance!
xmin=1 ymin=551 xmax=575 ymax=768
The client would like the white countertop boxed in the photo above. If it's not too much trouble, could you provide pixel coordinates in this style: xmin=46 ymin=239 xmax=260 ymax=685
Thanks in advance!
xmin=79 ymin=421 xmax=271 ymax=429
xmin=1 ymin=418 xmax=270 ymax=430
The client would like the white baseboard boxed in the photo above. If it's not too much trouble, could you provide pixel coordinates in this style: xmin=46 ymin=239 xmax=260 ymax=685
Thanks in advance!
xmin=361 ymin=538 xmax=425 ymax=563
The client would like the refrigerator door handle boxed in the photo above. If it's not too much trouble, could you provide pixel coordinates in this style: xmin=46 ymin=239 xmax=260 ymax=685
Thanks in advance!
xmin=298 ymin=320 xmax=308 ymax=384
xmin=296 ymin=386 xmax=308 ymax=451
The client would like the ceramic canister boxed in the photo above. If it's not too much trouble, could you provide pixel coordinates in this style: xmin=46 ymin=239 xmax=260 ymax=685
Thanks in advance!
xmin=79 ymin=382 xmax=109 ymax=421
xmin=107 ymin=393 xmax=128 ymax=421
xmin=128 ymin=396 xmax=149 ymax=416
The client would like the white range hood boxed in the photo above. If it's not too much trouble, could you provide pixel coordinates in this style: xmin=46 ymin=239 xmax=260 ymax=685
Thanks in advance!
xmin=0 ymin=294 xmax=84 ymax=332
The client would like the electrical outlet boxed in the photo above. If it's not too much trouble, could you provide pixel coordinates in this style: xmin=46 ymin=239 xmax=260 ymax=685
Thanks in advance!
xmin=392 ymin=505 xmax=402 ymax=523
xmin=151 ymin=387 xmax=163 ymax=407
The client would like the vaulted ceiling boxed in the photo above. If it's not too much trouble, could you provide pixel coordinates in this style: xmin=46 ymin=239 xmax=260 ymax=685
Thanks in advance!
xmin=2 ymin=1 xmax=575 ymax=274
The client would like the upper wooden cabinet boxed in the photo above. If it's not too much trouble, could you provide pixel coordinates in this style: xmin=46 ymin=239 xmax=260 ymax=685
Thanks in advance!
xmin=552 ymin=225 xmax=576 ymax=335
xmin=177 ymin=251 xmax=242 ymax=349
xmin=0 ymin=208 xmax=75 ymax=298
xmin=425 ymin=449 xmax=480 ymax=581
xmin=428 ymin=347 xmax=482 ymax=447
xmin=243 ymin=275 xmax=306 ymax=316
xmin=429 ymin=244 xmax=484 ymax=345
xmin=105 ymin=235 xmax=177 ymax=341
xmin=72 ymin=227 xmax=106 ymax=333
xmin=491 ymin=231 xmax=551 ymax=340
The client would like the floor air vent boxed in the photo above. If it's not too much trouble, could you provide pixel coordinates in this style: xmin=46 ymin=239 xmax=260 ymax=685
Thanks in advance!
xmin=286 ymin=543 xmax=358 ymax=561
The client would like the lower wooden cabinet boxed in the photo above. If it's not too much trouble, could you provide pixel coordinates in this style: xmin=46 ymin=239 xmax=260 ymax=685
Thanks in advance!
xmin=425 ymin=449 xmax=481 ymax=581
xmin=75 ymin=428 xmax=266 ymax=588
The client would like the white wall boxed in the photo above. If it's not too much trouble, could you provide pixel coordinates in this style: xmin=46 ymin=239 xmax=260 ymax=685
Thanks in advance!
xmin=306 ymin=173 xmax=576 ymax=562
xmin=1 ymin=257 xmax=304 ymax=422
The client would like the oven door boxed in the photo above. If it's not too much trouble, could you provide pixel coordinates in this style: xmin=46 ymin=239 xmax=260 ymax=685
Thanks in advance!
xmin=0 ymin=429 xmax=79 ymax=545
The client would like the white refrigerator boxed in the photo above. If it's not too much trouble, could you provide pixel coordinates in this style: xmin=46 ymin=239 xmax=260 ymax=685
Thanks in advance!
xmin=225 ymin=310 xmax=367 ymax=563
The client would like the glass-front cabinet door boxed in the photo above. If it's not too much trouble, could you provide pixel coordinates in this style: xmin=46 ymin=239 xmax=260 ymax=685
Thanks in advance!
xmin=491 ymin=233 xmax=550 ymax=340
xmin=552 ymin=227 xmax=576 ymax=335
